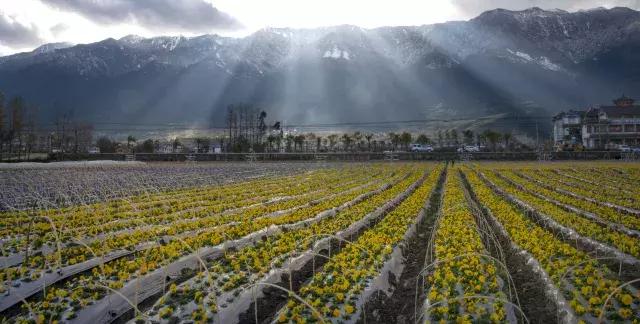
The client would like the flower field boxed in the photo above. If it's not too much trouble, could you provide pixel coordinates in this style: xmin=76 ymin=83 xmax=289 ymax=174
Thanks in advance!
xmin=0 ymin=161 xmax=639 ymax=323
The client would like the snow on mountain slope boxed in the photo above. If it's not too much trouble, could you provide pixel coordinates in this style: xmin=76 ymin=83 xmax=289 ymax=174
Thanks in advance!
xmin=0 ymin=7 xmax=639 ymax=128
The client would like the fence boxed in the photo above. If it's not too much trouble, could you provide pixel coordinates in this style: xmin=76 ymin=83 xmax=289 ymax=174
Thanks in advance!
xmin=26 ymin=151 xmax=639 ymax=162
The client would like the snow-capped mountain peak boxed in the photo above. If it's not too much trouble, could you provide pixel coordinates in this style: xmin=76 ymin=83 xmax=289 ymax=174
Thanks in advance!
xmin=0 ymin=7 xmax=638 ymax=128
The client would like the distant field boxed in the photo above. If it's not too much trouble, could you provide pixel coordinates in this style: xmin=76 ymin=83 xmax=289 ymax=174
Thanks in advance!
xmin=0 ymin=161 xmax=326 ymax=210
xmin=0 ymin=162 xmax=639 ymax=323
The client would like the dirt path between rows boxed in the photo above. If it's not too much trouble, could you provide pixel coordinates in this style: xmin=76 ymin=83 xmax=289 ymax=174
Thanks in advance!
xmin=357 ymin=168 xmax=446 ymax=324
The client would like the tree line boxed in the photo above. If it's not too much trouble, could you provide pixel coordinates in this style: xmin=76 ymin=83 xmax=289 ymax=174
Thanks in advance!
xmin=221 ymin=104 xmax=526 ymax=153
xmin=0 ymin=91 xmax=94 ymax=160
xmin=0 ymin=96 xmax=529 ymax=159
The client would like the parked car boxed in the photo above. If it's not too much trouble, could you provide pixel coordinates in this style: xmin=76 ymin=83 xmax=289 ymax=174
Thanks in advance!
xmin=410 ymin=144 xmax=434 ymax=152
xmin=619 ymin=145 xmax=632 ymax=152
xmin=457 ymin=145 xmax=481 ymax=153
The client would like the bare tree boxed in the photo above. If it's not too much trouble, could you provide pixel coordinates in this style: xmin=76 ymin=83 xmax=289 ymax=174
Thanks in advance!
xmin=54 ymin=110 xmax=72 ymax=154
xmin=24 ymin=104 xmax=38 ymax=159
xmin=0 ymin=91 xmax=5 ymax=156
xmin=9 ymin=96 xmax=25 ymax=157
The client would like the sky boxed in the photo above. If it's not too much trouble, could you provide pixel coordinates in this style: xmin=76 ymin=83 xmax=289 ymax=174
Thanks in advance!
xmin=1 ymin=0 xmax=639 ymax=55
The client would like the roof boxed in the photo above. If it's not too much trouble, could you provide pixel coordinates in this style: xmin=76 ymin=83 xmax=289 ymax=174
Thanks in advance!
xmin=598 ymin=105 xmax=640 ymax=118
xmin=552 ymin=110 xmax=585 ymax=121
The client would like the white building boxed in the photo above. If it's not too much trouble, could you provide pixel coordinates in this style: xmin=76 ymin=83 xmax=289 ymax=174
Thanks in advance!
xmin=553 ymin=95 xmax=640 ymax=149
xmin=552 ymin=110 xmax=584 ymax=146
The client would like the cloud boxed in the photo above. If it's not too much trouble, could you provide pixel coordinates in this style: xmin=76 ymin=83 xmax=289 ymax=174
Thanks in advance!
xmin=41 ymin=0 xmax=243 ymax=33
xmin=50 ymin=22 xmax=69 ymax=36
xmin=451 ymin=0 xmax=640 ymax=18
xmin=0 ymin=13 xmax=43 ymax=48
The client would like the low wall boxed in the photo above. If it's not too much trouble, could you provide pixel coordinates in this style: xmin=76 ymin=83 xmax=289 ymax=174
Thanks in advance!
xmin=38 ymin=151 xmax=639 ymax=162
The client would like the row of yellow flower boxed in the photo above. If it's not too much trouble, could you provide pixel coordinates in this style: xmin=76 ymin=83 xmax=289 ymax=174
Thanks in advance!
xmin=463 ymin=168 xmax=639 ymax=322
xmin=527 ymin=169 xmax=640 ymax=211
xmin=1 ymin=170 xmax=292 ymax=230
xmin=152 ymin=164 xmax=429 ymax=322
xmin=48 ymin=168 xmax=383 ymax=270
xmin=499 ymin=170 xmax=640 ymax=231
xmin=1 ymin=166 xmax=381 ymax=282
xmin=271 ymin=165 xmax=441 ymax=323
xmin=424 ymin=168 xmax=507 ymax=323
xmin=0 ymin=167 xmax=356 ymax=252
xmin=567 ymin=165 xmax=640 ymax=195
xmin=9 ymin=165 xmax=412 ymax=322
xmin=482 ymin=170 xmax=640 ymax=259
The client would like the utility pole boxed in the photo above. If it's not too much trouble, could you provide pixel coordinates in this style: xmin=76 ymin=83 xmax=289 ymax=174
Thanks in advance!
xmin=536 ymin=120 xmax=540 ymax=149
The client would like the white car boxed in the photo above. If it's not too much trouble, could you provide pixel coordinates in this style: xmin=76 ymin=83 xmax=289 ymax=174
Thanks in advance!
xmin=619 ymin=145 xmax=632 ymax=152
xmin=410 ymin=144 xmax=434 ymax=152
xmin=457 ymin=145 xmax=480 ymax=153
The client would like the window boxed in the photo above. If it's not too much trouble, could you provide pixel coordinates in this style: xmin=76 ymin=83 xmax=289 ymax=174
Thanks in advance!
xmin=624 ymin=124 xmax=635 ymax=132
xmin=609 ymin=125 xmax=622 ymax=133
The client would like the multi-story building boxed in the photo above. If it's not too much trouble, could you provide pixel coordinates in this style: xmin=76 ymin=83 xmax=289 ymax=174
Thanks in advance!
xmin=553 ymin=95 xmax=640 ymax=149
xmin=552 ymin=110 xmax=585 ymax=147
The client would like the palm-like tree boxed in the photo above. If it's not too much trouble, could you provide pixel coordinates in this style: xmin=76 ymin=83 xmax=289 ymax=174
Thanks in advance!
xmin=400 ymin=132 xmax=412 ymax=151
xmin=294 ymin=135 xmax=306 ymax=152
xmin=365 ymin=133 xmax=373 ymax=151
xmin=266 ymin=134 xmax=277 ymax=152
xmin=462 ymin=129 xmax=474 ymax=145
xmin=388 ymin=132 xmax=400 ymax=151
xmin=483 ymin=130 xmax=502 ymax=151
xmin=353 ymin=131 xmax=363 ymax=151
xmin=503 ymin=132 xmax=513 ymax=150
xmin=285 ymin=134 xmax=294 ymax=152
xmin=341 ymin=134 xmax=353 ymax=151
xmin=327 ymin=134 xmax=338 ymax=151
xmin=127 ymin=135 xmax=137 ymax=152
xmin=416 ymin=134 xmax=430 ymax=144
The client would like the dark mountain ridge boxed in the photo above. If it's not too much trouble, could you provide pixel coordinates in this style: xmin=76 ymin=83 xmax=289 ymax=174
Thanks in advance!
xmin=1 ymin=7 xmax=639 ymax=133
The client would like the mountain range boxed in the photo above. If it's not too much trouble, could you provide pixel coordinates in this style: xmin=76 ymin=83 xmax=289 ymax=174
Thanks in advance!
xmin=1 ymin=7 xmax=640 ymax=134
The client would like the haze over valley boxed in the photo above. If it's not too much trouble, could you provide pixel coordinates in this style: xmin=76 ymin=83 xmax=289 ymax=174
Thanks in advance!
xmin=2 ymin=6 xmax=640 ymax=136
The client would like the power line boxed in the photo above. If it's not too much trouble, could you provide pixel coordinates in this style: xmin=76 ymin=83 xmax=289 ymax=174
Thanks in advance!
xmin=31 ymin=115 xmax=553 ymax=131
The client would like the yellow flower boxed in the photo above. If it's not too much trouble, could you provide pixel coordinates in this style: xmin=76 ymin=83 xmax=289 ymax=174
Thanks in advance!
xmin=345 ymin=304 xmax=354 ymax=314
xmin=620 ymin=294 xmax=633 ymax=306
xmin=332 ymin=308 xmax=341 ymax=318
xmin=618 ymin=307 xmax=632 ymax=319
